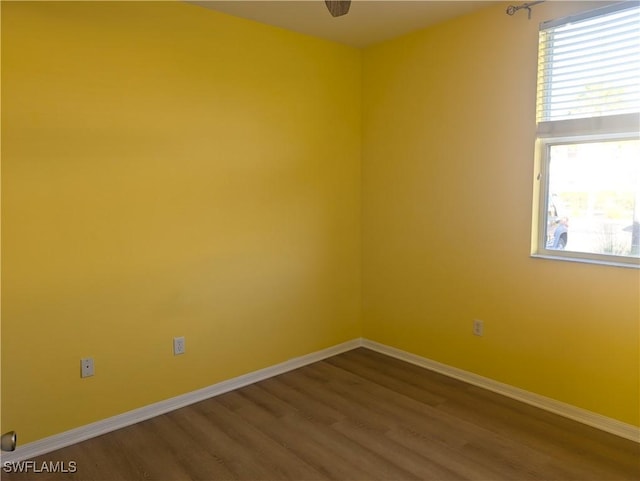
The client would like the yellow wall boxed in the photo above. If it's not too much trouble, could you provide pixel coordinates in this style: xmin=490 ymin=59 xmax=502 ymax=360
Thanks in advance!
xmin=1 ymin=1 xmax=362 ymax=443
xmin=362 ymin=1 xmax=639 ymax=426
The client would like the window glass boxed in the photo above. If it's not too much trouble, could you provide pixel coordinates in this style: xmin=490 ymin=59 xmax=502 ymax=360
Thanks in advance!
xmin=546 ymin=139 xmax=640 ymax=258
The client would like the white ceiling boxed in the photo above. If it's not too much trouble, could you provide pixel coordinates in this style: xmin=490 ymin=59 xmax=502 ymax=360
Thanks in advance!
xmin=190 ymin=1 xmax=499 ymax=48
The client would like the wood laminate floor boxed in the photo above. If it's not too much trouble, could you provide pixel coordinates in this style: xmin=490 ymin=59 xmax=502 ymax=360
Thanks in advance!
xmin=3 ymin=348 xmax=639 ymax=480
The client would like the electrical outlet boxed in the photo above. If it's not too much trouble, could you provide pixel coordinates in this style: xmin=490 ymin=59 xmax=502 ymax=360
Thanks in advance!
xmin=173 ymin=336 xmax=185 ymax=355
xmin=473 ymin=319 xmax=484 ymax=336
xmin=81 ymin=357 xmax=94 ymax=378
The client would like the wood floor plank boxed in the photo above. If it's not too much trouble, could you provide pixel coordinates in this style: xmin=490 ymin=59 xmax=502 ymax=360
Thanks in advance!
xmin=258 ymin=376 xmax=452 ymax=480
xmin=334 ymin=348 xmax=640 ymax=480
xmin=258 ymin=376 xmax=345 ymax=426
xmin=216 ymin=389 xmax=374 ymax=480
xmin=330 ymin=417 xmax=470 ymax=480
xmin=306 ymin=360 xmax=556 ymax=480
xmin=237 ymin=383 xmax=421 ymax=480
xmin=167 ymin=404 xmax=279 ymax=480
xmin=3 ymin=347 xmax=638 ymax=481
xmin=191 ymin=395 xmax=326 ymax=480
xmin=143 ymin=413 xmax=238 ymax=480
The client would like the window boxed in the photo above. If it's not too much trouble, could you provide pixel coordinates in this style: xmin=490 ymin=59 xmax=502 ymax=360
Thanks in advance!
xmin=533 ymin=2 xmax=640 ymax=267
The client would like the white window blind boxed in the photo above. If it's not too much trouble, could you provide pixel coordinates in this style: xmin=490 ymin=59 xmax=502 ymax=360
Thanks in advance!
xmin=536 ymin=2 xmax=640 ymax=123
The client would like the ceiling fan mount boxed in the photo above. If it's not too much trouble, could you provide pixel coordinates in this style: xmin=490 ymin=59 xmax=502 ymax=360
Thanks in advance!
xmin=325 ymin=0 xmax=351 ymax=17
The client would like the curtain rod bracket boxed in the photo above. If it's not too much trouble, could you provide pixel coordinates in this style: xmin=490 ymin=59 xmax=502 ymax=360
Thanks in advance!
xmin=506 ymin=1 xmax=545 ymax=19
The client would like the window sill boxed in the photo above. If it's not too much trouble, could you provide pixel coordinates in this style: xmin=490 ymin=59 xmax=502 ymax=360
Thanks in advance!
xmin=531 ymin=253 xmax=640 ymax=269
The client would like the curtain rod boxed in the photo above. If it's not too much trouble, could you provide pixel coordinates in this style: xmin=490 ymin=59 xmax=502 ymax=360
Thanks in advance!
xmin=506 ymin=1 xmax=545 ymax=19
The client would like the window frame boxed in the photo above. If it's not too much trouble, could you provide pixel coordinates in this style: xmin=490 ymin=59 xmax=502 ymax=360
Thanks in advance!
xmin=532 ymin=2 xmax=640 ymax=269
xmin=534 ymin=133 xmax=640 ymax=269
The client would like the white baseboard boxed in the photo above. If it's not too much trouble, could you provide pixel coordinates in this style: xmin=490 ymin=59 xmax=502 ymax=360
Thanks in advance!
xmin=0 ymin=339 xmax=362 ymax=464
xmin=3 ymin=336 xmax=637 ymax=464
xmin=362 ymin=339 xmax=640 ymax=443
